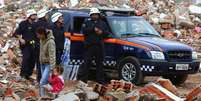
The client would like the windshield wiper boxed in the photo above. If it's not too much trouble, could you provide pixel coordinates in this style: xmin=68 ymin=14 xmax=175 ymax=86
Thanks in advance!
xmin=137 ymin=33 xmax=160 ymax=37
xmin=120 ymin=32 xmax=143 ymax=38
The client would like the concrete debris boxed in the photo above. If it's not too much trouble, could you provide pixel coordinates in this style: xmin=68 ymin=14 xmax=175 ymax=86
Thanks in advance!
xmin=189 ymin=5 xmax=201 ymax=15
xmin=126 ymin=90 xmax=140 ymax=101
xmin=104 ymin=90 xmax=127 ymax=101
xmin=70 ymin=0 xmax=79 ymax=7
xmin=140 ymin=83 xmax=185 ymax=101
xmin=85 ymin=90 xmax=99 ymax=100
xmin=0 ymin=79 xmax=8 ymax=84
xmin=56 ymin=79 xmax=201 ymax=101
xmin=178 ymin=19 xmax=195 ymax=29
xmin=38 ymin=96 xmax=54 ymax=101
xmin=53 ymin=93 xmax=80 ymax=101
xmin=139 ymin=93 xmax=161 ymax=101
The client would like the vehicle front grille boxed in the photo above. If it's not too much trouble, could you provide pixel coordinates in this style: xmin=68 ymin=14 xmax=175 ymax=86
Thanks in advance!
xmin=167 ymin=51 xmax=192 ymax=60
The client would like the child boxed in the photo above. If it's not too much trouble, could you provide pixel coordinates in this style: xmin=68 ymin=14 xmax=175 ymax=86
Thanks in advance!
xmin=44 ymin=66 xmax=64 ymax=94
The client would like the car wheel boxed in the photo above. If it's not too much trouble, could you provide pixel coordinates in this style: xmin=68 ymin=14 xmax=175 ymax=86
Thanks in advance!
xmin=118 ymin=56 xmax=144 ymax=85
xmin=163 ymin=75 xmax=188 ymax=85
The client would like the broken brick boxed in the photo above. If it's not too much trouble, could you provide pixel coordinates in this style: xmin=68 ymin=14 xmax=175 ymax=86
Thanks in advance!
xmin=186 ymin=85 xmax=201 ymax=101
xmin=156 ymin=78 xmax=178 ymax=95
xmin=140 ymin=83 xmax=184 ymax=101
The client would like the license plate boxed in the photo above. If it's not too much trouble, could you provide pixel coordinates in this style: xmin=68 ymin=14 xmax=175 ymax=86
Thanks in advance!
xmin=176 ymin=64 xmax=189 ymax=70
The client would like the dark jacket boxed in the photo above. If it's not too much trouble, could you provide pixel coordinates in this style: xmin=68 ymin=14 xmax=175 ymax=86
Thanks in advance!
xmin=15 ymin=20 xmax=37 ymax=47
xmin=51 ymin=24 xmax=65 ymax=51
xmin=81 ymin=18 xmax=109 ymax=47
xmin=34 ymin=18 xmax=49 ymax=29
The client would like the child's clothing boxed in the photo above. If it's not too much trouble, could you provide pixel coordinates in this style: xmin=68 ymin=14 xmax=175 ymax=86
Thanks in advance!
xmin=43 ymin=84 xmax=53 ymax=91
xmin=48 ymin=74 xmax=64 ymax=94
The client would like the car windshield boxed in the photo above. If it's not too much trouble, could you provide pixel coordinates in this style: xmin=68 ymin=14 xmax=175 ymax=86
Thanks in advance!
xmin=107 ymin=17 xmax=161 ymax=38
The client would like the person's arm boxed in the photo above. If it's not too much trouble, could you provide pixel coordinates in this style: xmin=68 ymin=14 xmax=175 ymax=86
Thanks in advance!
xmin=48 ymin=39 xmax=56 ymax=70
xmin=14 ymin=22 xmax=22 ymax=38
xmin=95 ymin=21 xmax=111 ymax=37
xmin=48 ymin=75 xmax=53 ymax=84
xmin=81 ymin=20 xmax=94 ymax=35
xmin=14 ymin=22 xmax=27 ymax=45
xmin=97 ymin=21 xmax=108 ymax=34
xmin=102 ymin=22 xmax=110 ymax=34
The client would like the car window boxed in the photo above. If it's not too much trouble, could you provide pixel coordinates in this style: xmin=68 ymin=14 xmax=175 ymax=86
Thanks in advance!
xmin=108 ymin=17 xmax=160 ymax=37
xmin=73 ymin=17 xmax=86 ymax=33
xmin=110 ymin=19 xmax=126 ymax=34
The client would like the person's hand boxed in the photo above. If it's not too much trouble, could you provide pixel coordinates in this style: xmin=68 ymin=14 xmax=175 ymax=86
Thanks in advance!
xmin=95 ymin=27 xmax=103 ymax=35
xmin=19 ymin=38 xmax=26 ymax=45
xmin=50 ymin=68 xmax=53 ymax=75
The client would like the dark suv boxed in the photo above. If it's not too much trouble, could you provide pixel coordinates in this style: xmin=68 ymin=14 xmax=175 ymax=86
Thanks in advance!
xmin=50 ymin=8 xmax=200 ymax=85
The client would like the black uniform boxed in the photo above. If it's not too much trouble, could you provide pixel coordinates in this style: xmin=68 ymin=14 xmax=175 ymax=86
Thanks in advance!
xmin=34 ymin=18 xmax=50 ymax=82
xmin=15 ymin=20 xmax=37 ymax=79
xmin=51 ymin=24 xmax=65 ymax=65
xmin=79 ymin=18 xmax=109 ymax=83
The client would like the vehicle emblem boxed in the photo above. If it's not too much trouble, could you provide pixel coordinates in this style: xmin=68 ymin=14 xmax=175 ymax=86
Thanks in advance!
xmin=177 ymin=53 xmax=184 ymax=57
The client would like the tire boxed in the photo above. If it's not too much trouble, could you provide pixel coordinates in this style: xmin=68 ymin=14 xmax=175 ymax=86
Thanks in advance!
xmin=118 ymin=56 xmax=144 ymax=85
xmin=163 ymin=75 xmax=188 ymax=85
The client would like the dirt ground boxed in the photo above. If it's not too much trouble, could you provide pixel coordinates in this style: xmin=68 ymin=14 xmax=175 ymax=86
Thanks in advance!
xmin=177 ymin=72 xmax=201 ymax=96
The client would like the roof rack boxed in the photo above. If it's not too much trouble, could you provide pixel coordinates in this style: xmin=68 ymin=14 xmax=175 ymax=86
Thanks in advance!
xmin=79 ymin=7 xmax=135 ymax=12
xmin=52 ymin=7 xmax=136 ymax=16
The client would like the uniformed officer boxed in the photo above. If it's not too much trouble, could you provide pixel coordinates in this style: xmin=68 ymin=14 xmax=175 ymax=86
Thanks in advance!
xmin=51 ymin=12 xmax=65 ymax=65
xmin=15 ymin=9 xmax=37 ymax=80
xmin=79 ymin=8 xmax=109 ymax=84
xmin=34 ymin=8 xmax=50 ymax=82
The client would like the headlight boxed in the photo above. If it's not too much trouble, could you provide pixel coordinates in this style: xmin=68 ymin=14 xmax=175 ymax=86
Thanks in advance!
xmin=192 ymin=51 xmax=198 ymax=59
xmin=150 ymin=51 xmax=165 ymax=60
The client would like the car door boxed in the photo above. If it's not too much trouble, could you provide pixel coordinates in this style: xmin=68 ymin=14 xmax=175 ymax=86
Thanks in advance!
xmin=102 ymin=20 xmax=117 ymax=68
xmin=70 ymin=16 xmax=117 ymax=67
xmin=66 ymin=16 xmax=87 ymax=66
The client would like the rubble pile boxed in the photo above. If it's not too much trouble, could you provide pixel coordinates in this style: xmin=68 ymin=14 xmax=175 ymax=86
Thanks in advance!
xmin=74 ymin=0 xmax=131 ymax=9
xmin=130 ymin=0 xmax=201 ymax=52
xmin=0 ymin=1 xmax=43 ymax=101
xmin=51 ymin=79 xmax=201 ymax=101
xmin=1 ymin=76 xmax=201 ymax=100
